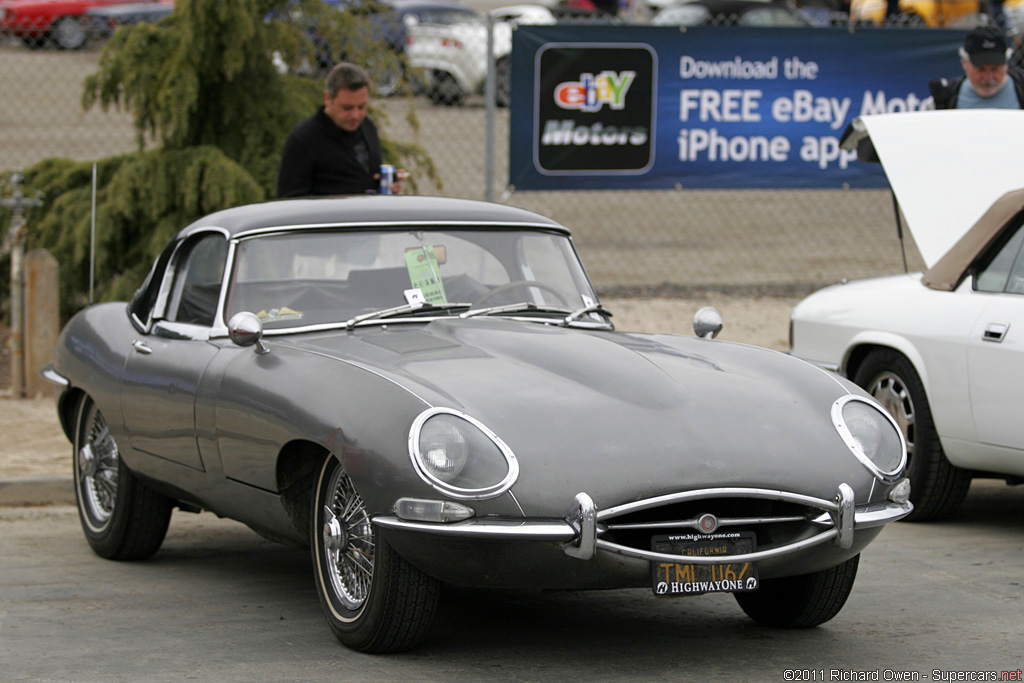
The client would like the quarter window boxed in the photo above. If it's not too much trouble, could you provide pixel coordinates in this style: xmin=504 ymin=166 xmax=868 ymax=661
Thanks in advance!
xmin=976 ymin=225 xmax=1024 ymax=294
xmin=166 ymin=234 xmax=228 ymax=326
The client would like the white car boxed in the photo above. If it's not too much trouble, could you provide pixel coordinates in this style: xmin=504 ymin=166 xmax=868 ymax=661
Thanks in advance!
xmin=406 ymin=4 xmax=556 ymax=106
xmin=790 ymin=109 xmax=1024 ymax=521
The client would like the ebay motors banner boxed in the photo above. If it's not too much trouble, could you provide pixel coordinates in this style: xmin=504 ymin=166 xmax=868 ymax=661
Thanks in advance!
xmin=508 ymin=26 xmax=963 ymax=190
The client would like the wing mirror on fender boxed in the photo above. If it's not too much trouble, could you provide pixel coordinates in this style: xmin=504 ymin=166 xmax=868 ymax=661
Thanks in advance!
xmin=693 ymin=306 xmax=723 ymax=340
xmin=228 ymin=312 xmax=270 ymax=354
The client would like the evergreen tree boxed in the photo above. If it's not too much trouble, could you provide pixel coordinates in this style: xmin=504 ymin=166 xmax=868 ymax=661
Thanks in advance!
xmin=19 ymin=0 xmax=438 ymax=320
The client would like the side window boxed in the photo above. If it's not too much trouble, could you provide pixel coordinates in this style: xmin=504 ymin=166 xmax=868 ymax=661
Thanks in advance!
xmin=976 ymin=226 xmax=1024 ymax=294
xmin=165 ymin=234 xmax=229 ymax=326
xmin=128 ymin=239 xmax=176 ymax=330
xmin=1006 ymin=233 xmax=1024 ymax=294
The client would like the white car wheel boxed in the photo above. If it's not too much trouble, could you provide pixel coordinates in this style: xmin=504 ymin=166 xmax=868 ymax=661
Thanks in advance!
xmin=853 ymin=349 xmax=971 ymax=520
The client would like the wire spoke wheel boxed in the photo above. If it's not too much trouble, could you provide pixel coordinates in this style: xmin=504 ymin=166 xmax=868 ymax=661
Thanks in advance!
xmin=72 ymin=396 xmax=172 ymax=560
xmin=312 ymin=454 xmax=440 ymax=653
xmin=321 ymin=466 xmax=375 ymax=611
xmin=76 ymin=403 xmax=121 ymax=532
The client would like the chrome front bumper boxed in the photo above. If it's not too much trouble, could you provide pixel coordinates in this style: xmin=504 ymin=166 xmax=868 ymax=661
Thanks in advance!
xmin=373 ymin=483 xmax=913 ymax=564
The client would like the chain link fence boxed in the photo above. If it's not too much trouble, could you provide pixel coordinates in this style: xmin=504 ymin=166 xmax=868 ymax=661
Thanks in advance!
xmin=6 ymin=2 xmax=994 ymax=302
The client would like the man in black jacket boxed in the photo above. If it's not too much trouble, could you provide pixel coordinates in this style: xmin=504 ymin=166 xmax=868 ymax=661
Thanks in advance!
xmin=929 ymin=26 xmax=1024 ymax=110
xmin=277 ymin=62 xmax=405 ymax=197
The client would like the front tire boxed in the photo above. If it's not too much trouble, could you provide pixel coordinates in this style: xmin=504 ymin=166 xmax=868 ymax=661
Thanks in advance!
xmin=51 ymin=17 xmax=88 ymax=50
xmin=735 ymin=555 xmax=859 ymax=628
xmin=495 ymin=56 xmax=511 ymax=107
xmin=853 ymin=349 xmax=971 ymax=520
xmin=312 ymin=454 xmax=440 ymax=653
xmin=73 ymin=397 xmax=173 ymax=560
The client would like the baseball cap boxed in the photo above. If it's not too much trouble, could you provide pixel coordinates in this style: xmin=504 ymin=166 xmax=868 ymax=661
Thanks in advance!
xmin=963 ymin=26 xmax=1009 ymax=66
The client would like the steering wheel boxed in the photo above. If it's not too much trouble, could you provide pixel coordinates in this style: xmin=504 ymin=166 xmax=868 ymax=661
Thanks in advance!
xmin=475 ymin=280 xmax=569 ymax=307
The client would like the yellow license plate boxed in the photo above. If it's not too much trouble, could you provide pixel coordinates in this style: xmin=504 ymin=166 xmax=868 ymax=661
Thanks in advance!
xmin=651 ymin=532 xmax=760 ymax=596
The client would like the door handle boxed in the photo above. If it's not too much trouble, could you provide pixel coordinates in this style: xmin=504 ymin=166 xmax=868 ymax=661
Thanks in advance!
xmin=982 ymin=322 xmax=1009 ymax=343
xmin=132 ymin=340 xmax=154 ymax=355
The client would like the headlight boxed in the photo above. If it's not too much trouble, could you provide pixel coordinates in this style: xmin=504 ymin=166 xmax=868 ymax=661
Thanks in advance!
xmin=408 ymin=408 xmax=519 ymax=500
xmin=832 ymin=395 xmax=906 ymax=483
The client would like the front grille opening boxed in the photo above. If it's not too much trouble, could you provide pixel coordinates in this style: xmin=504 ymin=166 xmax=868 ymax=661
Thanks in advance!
xmin=601 ymin=498 xmax=817 ymax=552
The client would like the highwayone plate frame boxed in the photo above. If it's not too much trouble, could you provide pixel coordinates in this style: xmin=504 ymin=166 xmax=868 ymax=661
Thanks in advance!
xmin=650 ymin=532 xmax=760 ymax=596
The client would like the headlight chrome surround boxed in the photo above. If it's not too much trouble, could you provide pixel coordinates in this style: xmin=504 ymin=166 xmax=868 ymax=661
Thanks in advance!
xmin=831 ymin=395 xmax=907 ymax=484
xmin=408 ymin=407 xmax=519 ymax=500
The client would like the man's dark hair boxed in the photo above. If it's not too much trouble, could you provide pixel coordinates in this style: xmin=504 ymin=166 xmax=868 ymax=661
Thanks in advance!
xmin=325 ymin=62 xmax=372 ymax=97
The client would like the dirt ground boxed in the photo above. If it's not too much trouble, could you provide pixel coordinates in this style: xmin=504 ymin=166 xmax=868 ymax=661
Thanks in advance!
xmin=0 ymin=294 xmax=798 ymax=480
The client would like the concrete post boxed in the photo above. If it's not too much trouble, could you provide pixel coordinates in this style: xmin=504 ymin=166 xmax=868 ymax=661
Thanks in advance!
xmin=3 ymin=171 xmax=45 ymax=399
xmin=7 ymin=218 xmax=27 ymax=398
xmin=24 ymin=249 xmax=60 ymax=398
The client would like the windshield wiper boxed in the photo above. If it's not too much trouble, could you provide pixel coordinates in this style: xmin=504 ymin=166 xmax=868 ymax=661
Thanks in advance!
xmin=461 ymin=302 xmax=574 ymax=319
xmin=563 ymin=302 xmax=613 ymax=325
xmin=345 ymin=302 xmax=472 ymax=329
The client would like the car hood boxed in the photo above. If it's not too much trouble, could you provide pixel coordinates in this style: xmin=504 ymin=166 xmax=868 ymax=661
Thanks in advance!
xmin=841 ymin=109 xmax=1024 ymax=269
xmin=281 ymin=318 xmax=871 ymax=508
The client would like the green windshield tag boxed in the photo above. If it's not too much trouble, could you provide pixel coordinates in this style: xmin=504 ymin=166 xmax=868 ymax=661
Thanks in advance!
xmin=404 ymin=246 xmax=447 ymax=304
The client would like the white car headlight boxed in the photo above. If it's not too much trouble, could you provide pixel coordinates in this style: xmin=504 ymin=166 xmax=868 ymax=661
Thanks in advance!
xmin=408 ymin=408 xmax=519 ymax=500
xmin=832 ymin=395 xmax=907 ymax=483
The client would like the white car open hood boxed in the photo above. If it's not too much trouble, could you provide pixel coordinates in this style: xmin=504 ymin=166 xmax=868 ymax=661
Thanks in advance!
xmin=841 ymin=110 xmax=1024 ymax=269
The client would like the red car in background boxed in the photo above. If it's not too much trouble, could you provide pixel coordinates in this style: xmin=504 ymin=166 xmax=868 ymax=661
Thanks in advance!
xmin=0 ymin=0 xmax=160 ymax=49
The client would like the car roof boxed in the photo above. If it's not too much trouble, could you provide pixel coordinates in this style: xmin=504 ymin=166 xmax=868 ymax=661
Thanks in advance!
xmin=841 ymin=109 xmax=1024 ymax=270
xmin=180 ymin=195 xmax=569 ymax=240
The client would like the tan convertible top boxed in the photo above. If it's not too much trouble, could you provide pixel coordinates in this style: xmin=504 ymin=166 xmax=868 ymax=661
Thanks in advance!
xmin=922 ymin=188 xmax=1024 ymax=291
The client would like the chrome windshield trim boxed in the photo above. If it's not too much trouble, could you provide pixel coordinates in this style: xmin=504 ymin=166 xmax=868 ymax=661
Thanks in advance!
xmin=373 ymin=515 xmax=575 ymax=541
xmin=209 ymin=315 xmax=464 ymax=338
xmin=233 ymin=220 xmax=571 ymax=240
xmin=208 ymin=313 xmax=613 ymax=338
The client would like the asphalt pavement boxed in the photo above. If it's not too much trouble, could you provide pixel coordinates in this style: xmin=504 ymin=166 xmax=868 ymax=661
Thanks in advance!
xmin=1 ymin=479 xmax=1021 ymax=682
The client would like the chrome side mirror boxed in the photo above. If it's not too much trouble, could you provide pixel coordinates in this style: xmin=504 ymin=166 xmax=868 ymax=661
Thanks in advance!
xmin=228 ymin=311 xmax=270 ymax=354
xmin=693 ymin=306 xmax=723 ymax=340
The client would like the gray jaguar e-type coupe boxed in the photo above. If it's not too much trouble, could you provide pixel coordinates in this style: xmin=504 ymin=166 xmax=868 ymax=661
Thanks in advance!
xmin=44 ymin=195 xmax=912 ymax=653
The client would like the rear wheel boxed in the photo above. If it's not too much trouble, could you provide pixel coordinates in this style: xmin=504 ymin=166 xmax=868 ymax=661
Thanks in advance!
xmin=312 ymin=454 xmax=440 ymax=653
xmin=74 ymin=397 xmax=173 ymax=560
xmin=853 ymin=349 xmax=970 ymax=520
xmin=735 ymin=555 xmax=859 ymax=628
xmin=428 ymin=71 xmax=464 ymax=106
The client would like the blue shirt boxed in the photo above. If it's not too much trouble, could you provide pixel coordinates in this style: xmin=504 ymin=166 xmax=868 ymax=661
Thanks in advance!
xmin=957 ymin=78 xmax=1020 ymax=109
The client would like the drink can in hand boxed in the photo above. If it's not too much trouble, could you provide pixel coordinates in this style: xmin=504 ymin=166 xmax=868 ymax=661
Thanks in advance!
xmin=379 ymin=164 xmax=395 ymax=195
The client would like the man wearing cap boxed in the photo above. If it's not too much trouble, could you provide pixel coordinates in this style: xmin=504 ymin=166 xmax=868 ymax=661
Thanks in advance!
xmin=929 ymin=26 xmax=1024 ymax=109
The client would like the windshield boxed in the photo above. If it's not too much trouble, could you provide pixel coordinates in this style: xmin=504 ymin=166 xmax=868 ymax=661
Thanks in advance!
xmin=225 ymin=228 xmax=600 ymax=330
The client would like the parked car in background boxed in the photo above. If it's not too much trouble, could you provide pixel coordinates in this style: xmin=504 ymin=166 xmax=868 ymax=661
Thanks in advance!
xmin=790 ymin=110 xmax=1024 ymax=521
xmin=46 ymin=194 xmax=911 ymax=653
xmin=848 ymin=0 xmax=1024 ymax=26
xmin=0 ymin=0 xmax=160 ymax=48
xmin=404 ymin=3 xmax=497 ymax=105
xmin=650 ymin=0 xmax=816 ymax=26
xmin=84 ymin=0 xmax=172 ymax=40
xmin=408 ymin=2 xmax=619 ymax=106
xmin=304 ymin=0 xmax=484 ymax=95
